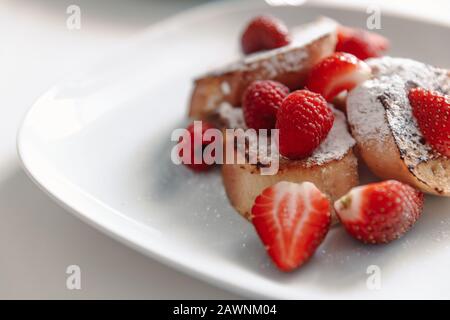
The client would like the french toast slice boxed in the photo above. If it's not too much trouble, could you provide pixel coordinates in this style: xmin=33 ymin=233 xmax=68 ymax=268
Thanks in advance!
xmin=347 ymin=57 xmax=450 ymax=196
xmin=220 ymin=105 xmax=359 ymax=220
xmin=189 ymin=17 xmax=338 ymax=120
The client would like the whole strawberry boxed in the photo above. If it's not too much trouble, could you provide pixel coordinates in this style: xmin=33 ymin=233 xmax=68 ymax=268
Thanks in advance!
xmin=276 ymin=90 xmax=334 ymax=159
xmin=243 ymin=80 xmax=289 ymax=130
xmin=336 ymin=25 xmax=390 ymax=60
xmin=178 ymin=121 xmax=216 ymax=172
xmin=252 ymin=181 xmax=331 ymax=272
xmin=408 ymin=87 xmax=450 ymax=157
xmin=334 ymin=180 xmax=424 ymax=244
xmin=306 ymin=52 xmax=372 ymax=102
xmin=241 ymin=15 xmax=291 ymax=54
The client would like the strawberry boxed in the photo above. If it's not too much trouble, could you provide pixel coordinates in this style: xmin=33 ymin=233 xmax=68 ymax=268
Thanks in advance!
xmin=336 ymin=25 xmax=390 ymax=60
xmin=334 ymin=180 xmax=424 ymax=244
xmin=241 ymin=15 xmax=291 ymax=54
xmin=408 ymin=87 xmax=450 ymax=157
xmin=306 ymin=52 xmax=372 ymax=102
xmin=242 ymin=80 xmax=289 ymax=130
xmin=178 ymin=121 xmax=216 ymax=172
xmin=251 ymin=181 xmax=331 ymax=272
xmin=276 ymin=90 xmax=334 ymax=159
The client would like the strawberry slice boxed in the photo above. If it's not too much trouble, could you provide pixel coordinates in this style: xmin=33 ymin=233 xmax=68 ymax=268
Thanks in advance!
xmin=251 ymin=181 xmax=331 ymax=272
xmin=336 ymin=26 xmax=390 ymax=61
xmin=334 ymin=180 xmax=424 ymax=244
xmin=408 ymin=87 xmax=450 ymax=157
xmin=306 ymin=52 xmax=372 ymax=102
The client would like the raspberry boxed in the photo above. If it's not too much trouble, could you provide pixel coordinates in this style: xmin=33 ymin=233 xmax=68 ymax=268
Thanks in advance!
xmin=242 ymin=80 xmax=289 ymax=130
xmin=241 ymin=15 xmax=291 ymax=54
xmin=276 ymin=90 xmax=334 ymax=159
xmin=178 ymin=121 xmax=216 ymax=172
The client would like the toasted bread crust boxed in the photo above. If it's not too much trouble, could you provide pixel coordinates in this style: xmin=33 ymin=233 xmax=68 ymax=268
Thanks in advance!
xmin=222 ymin=150 xmax=359 ymax=221
xmin=189 ymin=18 xmax=337 ymax=120
xmin=353 ymin=136 xmax=449 ymax=196
xmin=347 ymin=57 xmax=450 ymax=196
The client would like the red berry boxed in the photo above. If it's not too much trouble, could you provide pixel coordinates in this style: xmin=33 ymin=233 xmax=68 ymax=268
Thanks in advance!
xmin=252 ymin=181 xmax=331 ymax=272
xmin=242 ymin=80 xmax=289 ymax=130
xmin=178 ymin=121 xmax=216 ymax=172
xmin=241 ymin=15 xmax=291 ymax=54
xmin=306 ymin=52 xmax=372 ymax=102
xmin=336 ymin=25 xmax=390 ymax=60
xmin=408 ymin=87 xmax=450 ymax=157
xmin=334 ymin=180 xmax=424 ymax=244
xmin=276 ymin=90 xmax=334 ymax=159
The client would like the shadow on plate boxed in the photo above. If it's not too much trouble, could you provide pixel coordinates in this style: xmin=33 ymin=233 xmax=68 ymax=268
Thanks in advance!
xmin=143 ymin=120 xmax=450 ymax=291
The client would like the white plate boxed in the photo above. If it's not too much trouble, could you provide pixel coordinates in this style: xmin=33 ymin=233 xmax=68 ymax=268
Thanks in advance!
xmin=17 ymin=0 xmax=450 ymax=299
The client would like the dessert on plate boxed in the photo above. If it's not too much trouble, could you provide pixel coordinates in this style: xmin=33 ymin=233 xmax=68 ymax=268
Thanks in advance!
xmin=189 ymin=17 xmax=338 ymax=120
xmin=175 ymin=14 xmax=448 ymax=272
xmin=221 ymin=103 xmax=358 ymax=221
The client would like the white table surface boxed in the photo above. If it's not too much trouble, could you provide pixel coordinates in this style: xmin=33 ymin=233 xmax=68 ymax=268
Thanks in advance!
xmin=0 ymin=0 xmax=448 ymax=299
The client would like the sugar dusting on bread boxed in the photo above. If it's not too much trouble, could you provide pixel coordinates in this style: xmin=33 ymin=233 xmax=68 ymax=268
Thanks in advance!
xmin=348 ymin=57 xmax=450 ymax=166
xmin=217 ymin=102 xmax=247 ymax=129
xmin=202 ymin=17 xmax=337 ymax=78
xmin=368 ymin=57 xmax=450 ymax=94
xmin=347 ymin=79 xmax=391 ymax=143
xmin=243 ymin=49 xmax=309 ymax=79
xmin=216 ymin=103 xmax=355 ymax=167
xmin=306 ymin=107 xmax=356 ymax=166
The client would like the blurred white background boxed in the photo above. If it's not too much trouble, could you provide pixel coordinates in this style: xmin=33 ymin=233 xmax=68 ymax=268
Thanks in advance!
xmin=0 ymin=0 xmax=448 ymax=299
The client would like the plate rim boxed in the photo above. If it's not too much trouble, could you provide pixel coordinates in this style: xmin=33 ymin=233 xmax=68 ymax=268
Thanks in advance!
xmin=16 ymin=0 xmax=450 ymax=299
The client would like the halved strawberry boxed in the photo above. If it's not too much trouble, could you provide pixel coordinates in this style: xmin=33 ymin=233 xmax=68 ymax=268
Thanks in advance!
xmin=408 ymin=87 xmax=450 ymax=157
xmin=336 ymin=25 xmax=390 ymax=60
xmin=334 ymin=180 xmax=424 ymax=244
xmin=306 ymin=52 xmax=372 ymax=102
xmin=251 ymin=181 xmax=331 ymax=272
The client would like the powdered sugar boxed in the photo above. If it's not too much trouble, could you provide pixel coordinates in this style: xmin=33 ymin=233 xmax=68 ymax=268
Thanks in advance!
xmin=381 ymin=75 xmax=434 ymax=164
xmin=206 ymin=93 xmax=222 ymax=113
xmin=347 ymin=57 xmax=450 ymax=166
xmin=368 ymin=57 xmax=450 ymax=94
xmin=217 ymin=102 xmax=247 ymax=129
xmin=221 ymin=81 xmax=231 ymax=95
xmin=241 ymin=46 xmax=309 ymax=79
xmin=347 ymin=79 xmax=391 ymax=144
xmin=305 ymin=107 xmax=356 ymax=166
xmin=202 ymin=17 xmax=337 ymax=78
xmin=217 ymin=103 xmax=355 ymax=166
